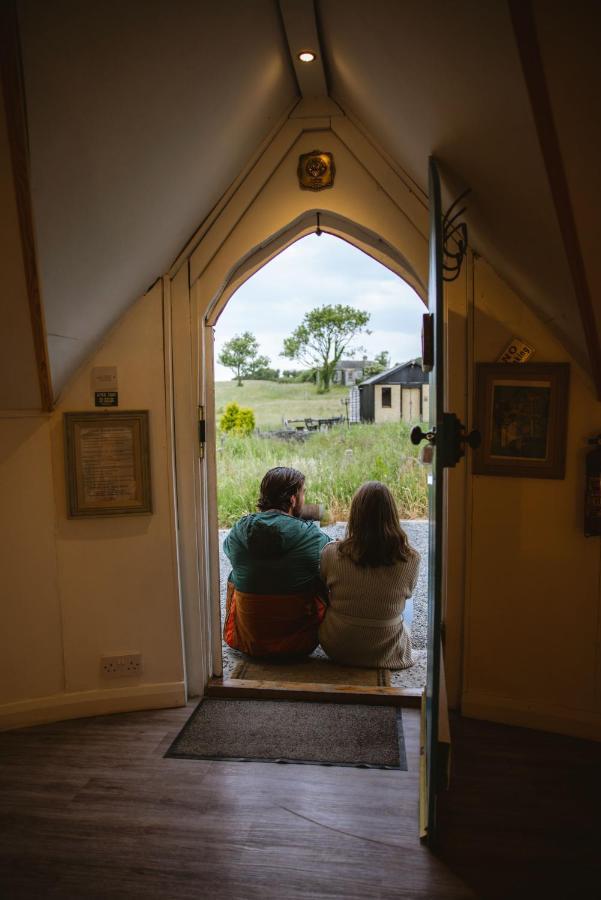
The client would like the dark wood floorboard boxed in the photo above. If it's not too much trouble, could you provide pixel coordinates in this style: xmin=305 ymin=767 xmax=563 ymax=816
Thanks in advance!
xmin=437 ymin=714 xmax=601 ymax=900
xmin=0 ymin=704 xmax=472 ymax=899
xmin=1 ymin=702 xmax=599 ymax=899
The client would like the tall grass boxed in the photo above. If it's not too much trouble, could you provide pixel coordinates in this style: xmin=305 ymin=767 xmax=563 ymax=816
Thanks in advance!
xmin=217 ymin=422 xmax=428 ymax=526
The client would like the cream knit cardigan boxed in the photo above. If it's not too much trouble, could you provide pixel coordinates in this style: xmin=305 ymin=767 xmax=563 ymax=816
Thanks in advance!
xmin=318 ymin=541 xmax=420 ymax=669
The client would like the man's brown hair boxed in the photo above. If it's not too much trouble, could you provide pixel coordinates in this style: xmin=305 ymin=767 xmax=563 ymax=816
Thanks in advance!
xmin=257 ymin=466 xmax=305 ymax=513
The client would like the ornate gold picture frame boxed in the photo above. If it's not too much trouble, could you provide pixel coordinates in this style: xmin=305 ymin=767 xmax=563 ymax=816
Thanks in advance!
xmin=64 ymin=411 xmax=152 ymax=517
xmin=472 ymin=363 xmax=570 ymax=479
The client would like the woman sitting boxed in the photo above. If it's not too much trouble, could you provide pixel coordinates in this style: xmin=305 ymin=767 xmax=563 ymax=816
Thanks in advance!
xmin=319 ymin=481 xmax=420 ymax=669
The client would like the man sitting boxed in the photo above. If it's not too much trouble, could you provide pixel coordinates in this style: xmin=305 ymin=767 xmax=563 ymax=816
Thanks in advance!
xmin=223 ymin=466 xmax=331 ymax=658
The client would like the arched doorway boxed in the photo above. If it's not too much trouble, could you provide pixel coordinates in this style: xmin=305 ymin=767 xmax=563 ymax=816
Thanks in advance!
xmin=198 ymin=211 xmax=428 ymax=682
xmin=206 ymin=225 xmax=429 ymax=687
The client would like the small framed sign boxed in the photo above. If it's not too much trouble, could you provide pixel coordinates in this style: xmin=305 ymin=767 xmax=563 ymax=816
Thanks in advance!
xmin=92 ymin=366 xmax=118 ymax=407
xmin=64 ymin=411 xmax=152 ymax=517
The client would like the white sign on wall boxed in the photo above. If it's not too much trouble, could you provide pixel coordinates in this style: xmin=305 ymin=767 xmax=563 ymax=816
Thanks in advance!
xmin=497 ymin=338 xmax=535 ymax=364
xmin=92 ymin=366 xmax=118 ymax=407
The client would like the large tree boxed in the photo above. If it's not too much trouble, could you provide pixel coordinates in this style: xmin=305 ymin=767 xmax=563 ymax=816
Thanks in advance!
xmin=281 ymin=304 xmax=370 ymax=392
xmin=218 ymin=332 xmax=269 ymax=386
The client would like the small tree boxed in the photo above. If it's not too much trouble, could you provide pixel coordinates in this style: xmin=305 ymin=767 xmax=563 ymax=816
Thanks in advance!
xmin=219 ymin=402 xmax=255 ymax=436
xmin=364 ymin=351 xmax=391 ymax=377
xmin=281 ymin=304 xmax=370 ymax=392
xmin=218 ymin=332 xmax=270 ymax=386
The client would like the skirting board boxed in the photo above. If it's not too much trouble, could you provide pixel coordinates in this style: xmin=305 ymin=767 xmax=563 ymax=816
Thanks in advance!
xmin=0 ymin=682 xmax=186 ymax=732
xmin=462 ymin=690 xmax=601 ymax=742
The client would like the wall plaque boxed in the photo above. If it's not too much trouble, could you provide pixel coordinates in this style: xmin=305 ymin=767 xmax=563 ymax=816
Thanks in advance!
xmin=64 ymin=411 xmax=152 ymax=517
xmin=297 ymin=150 xmax=335 ymax=191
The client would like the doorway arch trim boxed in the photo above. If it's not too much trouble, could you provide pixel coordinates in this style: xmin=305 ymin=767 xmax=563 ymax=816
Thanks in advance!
xmin=204 ymin=209 xmax=427 ymax=328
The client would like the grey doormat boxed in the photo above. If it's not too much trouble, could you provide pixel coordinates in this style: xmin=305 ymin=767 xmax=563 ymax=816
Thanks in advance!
xmin=166 ymin=698 xmax=407 ymax=770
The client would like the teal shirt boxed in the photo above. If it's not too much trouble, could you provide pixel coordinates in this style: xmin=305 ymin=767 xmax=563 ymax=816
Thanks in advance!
xmin=224 ymin=511 xmax=331 ymax=595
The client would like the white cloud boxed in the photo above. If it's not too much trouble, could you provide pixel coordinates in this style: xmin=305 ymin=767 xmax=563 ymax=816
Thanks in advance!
xmin=214 ymin=233 xmax=424 ymax=380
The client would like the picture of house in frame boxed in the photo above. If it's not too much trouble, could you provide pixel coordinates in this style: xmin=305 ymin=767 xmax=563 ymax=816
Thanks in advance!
xmin=358 ymin=359 xmax=429 ymax=423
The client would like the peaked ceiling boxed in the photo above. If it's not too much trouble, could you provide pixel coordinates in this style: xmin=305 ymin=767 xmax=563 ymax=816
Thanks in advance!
xmin=6 ymin=0 xmax=601 ymax=401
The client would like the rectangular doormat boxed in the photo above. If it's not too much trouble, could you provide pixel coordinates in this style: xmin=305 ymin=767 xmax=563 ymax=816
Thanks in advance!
xmin=231 ymin=658 xmax=391 ymax=686
xmin=165 ymin=698 xmax=407 ymax=770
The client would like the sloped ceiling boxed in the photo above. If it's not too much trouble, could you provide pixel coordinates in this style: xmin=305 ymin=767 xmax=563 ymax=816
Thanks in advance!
xmin=18 ymin=0 xmax=297 ymax=394
xmin=319 ymin=0 xmax=585 ymax=362
xmin=12 ymin=0 xmax=601 ymax=399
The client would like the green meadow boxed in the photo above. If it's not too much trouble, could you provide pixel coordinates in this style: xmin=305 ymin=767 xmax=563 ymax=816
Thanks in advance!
xmin=215 ymin=381 xmax=428 ymax=526
xmin=215 ymin=380 xmax=350 ymax=430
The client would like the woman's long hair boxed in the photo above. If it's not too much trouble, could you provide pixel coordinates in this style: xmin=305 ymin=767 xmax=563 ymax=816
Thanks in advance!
xmin=338 ymin=481 xmax=414 ymax=567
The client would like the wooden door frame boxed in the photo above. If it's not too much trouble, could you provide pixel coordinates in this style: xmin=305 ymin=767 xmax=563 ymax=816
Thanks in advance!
xmin=164 ymin=108 xmax=469 ymax=705
xmin=197 ymin=212 xmax=428 ymax=685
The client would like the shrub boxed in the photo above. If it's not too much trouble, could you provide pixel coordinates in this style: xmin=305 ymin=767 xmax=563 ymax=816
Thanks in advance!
xmin=219 ymin=402 xmax=255 ymax=436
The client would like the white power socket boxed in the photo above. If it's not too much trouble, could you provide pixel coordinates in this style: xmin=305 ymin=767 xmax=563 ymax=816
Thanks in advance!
xmin=101 ymin=653 xmax=143 ymax=677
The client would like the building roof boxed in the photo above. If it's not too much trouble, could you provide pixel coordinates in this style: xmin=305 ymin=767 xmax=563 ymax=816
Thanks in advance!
xmin=359 ymin=358 xmax=424 ymax=386
xmin=336 ymin=360 xmax=373 ymax=369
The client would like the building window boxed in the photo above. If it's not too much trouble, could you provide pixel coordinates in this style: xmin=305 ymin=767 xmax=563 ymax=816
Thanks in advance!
xmin=381 ymin=387 xmax=392 ymax=408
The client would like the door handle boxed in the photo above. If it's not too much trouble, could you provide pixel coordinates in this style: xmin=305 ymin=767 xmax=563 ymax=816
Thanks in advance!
xmin=410 ymin=426 xmax=436 ymax=446
xmin=411 ymin=417 xmax=481 ymax=467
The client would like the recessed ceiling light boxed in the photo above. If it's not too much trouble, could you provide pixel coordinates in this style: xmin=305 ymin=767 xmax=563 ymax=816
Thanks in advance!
xmin=298 ymin=51 xmax=316 ymax=63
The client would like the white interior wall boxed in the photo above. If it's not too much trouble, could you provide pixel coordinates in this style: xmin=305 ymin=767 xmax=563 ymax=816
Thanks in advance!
xmin=0 ymin=281 xmax=185 ymax=730
xmin=0 ymin=415 xmax=63 ymax=705
xmin=463 ymin=259 xmax=601 ymax=739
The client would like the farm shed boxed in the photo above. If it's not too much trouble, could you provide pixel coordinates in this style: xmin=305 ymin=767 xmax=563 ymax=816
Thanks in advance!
xmin=359 ymin=359 xmax=429 ymax=423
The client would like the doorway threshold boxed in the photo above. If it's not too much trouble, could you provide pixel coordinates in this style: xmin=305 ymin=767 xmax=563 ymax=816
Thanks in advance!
xmin=206 ymin=677 xmax=421 ymax=707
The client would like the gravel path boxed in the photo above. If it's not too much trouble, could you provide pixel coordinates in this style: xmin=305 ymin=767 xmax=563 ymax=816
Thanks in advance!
xmin=218 ymin=519 xmax=428 ymax=689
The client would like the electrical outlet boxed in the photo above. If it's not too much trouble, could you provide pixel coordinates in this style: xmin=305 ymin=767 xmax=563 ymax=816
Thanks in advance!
xmin=101 ymin=653 xmax=143 ymax=677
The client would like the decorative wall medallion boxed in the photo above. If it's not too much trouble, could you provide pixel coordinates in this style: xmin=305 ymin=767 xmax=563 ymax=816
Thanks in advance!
xmin=297 ymin=150 xmax=335 ymax=191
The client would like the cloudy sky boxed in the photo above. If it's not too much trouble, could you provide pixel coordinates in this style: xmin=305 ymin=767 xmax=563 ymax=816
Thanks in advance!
xmin=213 ymin=233 xmax=425 ymax=381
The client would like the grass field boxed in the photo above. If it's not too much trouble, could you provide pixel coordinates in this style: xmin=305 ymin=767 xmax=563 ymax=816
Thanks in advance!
xmin=215 ymin=380 xmax=350 ymax=430
xmin=215 ymin=380 xmax=428 ymax=526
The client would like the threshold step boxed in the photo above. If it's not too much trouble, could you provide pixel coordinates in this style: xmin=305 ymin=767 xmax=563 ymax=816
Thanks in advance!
xmin=206 ymin=677 xmax=421 ymax=707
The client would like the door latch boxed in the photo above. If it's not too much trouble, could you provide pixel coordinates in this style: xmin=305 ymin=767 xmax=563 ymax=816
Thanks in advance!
xmin=198 ymin=405 xmax=206 ymax=459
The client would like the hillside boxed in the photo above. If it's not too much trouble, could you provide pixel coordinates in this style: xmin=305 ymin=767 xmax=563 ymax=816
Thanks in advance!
xmin=215 ymin=380 xmax=350 ymax=430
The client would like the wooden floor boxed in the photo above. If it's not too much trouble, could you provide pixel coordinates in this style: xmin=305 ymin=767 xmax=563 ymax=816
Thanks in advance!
xmin=437 ymin=715 xmax=601 ymax=900
xmin=0 ymin=702 xmax=599 ymax=899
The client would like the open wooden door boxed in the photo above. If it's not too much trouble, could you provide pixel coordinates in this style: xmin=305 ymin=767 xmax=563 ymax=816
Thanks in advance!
xmin=412 ymin=157 xmax=479 ymax=846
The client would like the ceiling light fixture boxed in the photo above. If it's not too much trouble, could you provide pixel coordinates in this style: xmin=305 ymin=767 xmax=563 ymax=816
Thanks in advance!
xmin=298 ymin=51 xmax=316 ymax=63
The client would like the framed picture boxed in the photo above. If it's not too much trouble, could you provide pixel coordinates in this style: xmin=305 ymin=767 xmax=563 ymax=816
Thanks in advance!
xmin=64 ymin=411 xmax=152 ymax=517
xmin=472 ymin=363 xmax=570 ymax=479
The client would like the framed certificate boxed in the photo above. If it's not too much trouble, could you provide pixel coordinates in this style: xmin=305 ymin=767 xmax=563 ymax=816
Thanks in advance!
xmin=64 ymin=411 xmax=152 ymax=517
